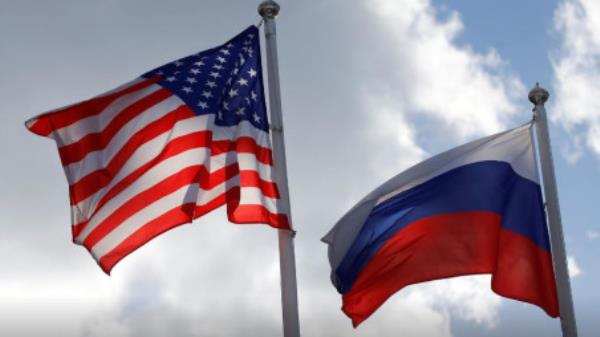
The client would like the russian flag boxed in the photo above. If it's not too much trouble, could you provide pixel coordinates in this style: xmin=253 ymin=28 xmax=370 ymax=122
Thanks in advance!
xmin=322 ymin=123 xmax=559 ymax=327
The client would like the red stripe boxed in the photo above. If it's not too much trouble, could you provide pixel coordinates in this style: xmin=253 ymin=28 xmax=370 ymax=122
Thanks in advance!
xmin=58 ymin=88 xmax=172 ymax=165
xmin=26 ymin=77 xmax=159 ymax=137
xmin=98 ymin=203 xmax=196 ymax=274
xmin=342 ymin=211 xmax=558 ymax=327
xmin=214 ymin=186 xmax=289 ymax=229
xmin=192 ymin=184 xmax=286 ymax=227
xmin=194 ymin=189 xmax=229 ymax=218
xmin=229 ymin=204 xmax=289 ymax=229
xmin=491 ymin=229 xmax=559 ymax=318
xmin=239 ymin=170 xmax=280 ymax=199
xmin=69 ymin=111 xmax=274 ymax=206
xmin=70 ymin=126 xmax=207 ymax=239
xmin=80 ymin=163 xmax=281 ymax=248
xmin=71 ymin=151 xmax=278 ymax=239
xmin=97 ymin=185 xmax=289 ymax=274
xmin=98 ymin=186 xmax=290 ymax=274
xmin=68 ymin=106 xmax=196 ymax=205
xmin=212 ymin=137 xmax=273 ymax=165
xmin=82 ymin=165 xmax=203 ymax=249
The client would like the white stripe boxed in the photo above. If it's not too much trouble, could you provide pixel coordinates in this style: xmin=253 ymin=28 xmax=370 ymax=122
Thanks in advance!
xmin=90 ymin=179 xmax=281 ymax=259
xmin=63 ymin=95 xmax=183 ymax=184
xmin=65 ymin=115 xmax=272 ymax=186
xmin=212 ymin=119 xmax=272 ymax=143
xmin=374 ymin=124 xmax=538 ymax=205
xmin=74 ymin=147 xmax=210 ymax=243
xmin=71 ymin=148 xmax=275 ymax=227
xmin=74 ymin=139 xmax=276 ymax=240
xmin=192 ymin=175 xmax=280 ymax=214
xmin=69 ymin=114 xmax=273 ymax=222
xmin=53 ymin=84 xmax=163 ymax=147
xmin=239 ymin=186 xmax=280 ymax=214
xmin=90 ymin=183 xmax=198 ymax=259
xmin=24 ymin=78 xmax=149 ymax=139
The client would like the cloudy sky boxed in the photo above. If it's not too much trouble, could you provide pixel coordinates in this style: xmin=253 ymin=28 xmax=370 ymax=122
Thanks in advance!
xmin=1 ymin=0 xmax=598 ymax=336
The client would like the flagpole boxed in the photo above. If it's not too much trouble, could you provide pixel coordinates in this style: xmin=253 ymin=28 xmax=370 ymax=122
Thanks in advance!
xmin=258 ymin=2 xmax=301 ymax=337
xmin=528 ymin=83 xmax=578 ymax=337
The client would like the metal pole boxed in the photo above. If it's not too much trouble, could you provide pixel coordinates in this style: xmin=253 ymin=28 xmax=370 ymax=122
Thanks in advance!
xmin=258 ymin=2 xmax=301 ymax=337
xmin=528 ymin=83 xmax=578 ymax=337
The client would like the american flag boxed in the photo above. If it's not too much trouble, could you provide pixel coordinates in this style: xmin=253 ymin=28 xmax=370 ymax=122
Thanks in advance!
xmin=25 ymin=26 xmax=289 ymax=273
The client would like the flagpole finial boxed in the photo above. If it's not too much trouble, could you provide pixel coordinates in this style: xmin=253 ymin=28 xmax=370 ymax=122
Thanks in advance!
xmin=528 ymin=82 xmax=550 ymax=106
xmin=258 ymin=0 xmax=280 ymax=18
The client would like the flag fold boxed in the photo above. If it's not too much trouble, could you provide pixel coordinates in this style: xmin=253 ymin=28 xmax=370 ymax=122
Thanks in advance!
xmin=26 ymin=26 xmax=289 ymax=274
xmin=322 ymin=124 xmax=559 ymax=327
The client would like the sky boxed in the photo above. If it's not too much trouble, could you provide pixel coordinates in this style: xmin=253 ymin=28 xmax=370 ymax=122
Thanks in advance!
xmin=1 ymin=0 xmax=599 ymax=336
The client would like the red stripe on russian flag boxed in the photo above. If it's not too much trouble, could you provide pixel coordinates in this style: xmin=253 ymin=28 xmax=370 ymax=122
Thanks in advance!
xmin=342 ymin=211 xmax=558 ymax=327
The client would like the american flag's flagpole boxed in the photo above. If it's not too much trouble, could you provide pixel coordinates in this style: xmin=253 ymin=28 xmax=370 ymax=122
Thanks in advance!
xmin=529 ymin=83 xmax=578 ymax=337
xmin=258 ymin=2 xmax=301 ymax=337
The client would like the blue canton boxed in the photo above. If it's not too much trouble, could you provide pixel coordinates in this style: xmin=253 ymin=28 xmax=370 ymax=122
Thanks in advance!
xmin=142 ymin=26 xmax=269 ymax=132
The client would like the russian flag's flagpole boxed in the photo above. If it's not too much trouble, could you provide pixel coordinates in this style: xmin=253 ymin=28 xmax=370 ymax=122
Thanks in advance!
xmin=529 ymin=83 xmax=578 ymax=337
xmin=258 ymin=2 xmax=302 ymax=337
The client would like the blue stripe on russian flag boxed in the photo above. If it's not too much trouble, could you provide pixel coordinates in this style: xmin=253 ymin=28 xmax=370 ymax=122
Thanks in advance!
xmin=335 ymin=160 xmax=549 ymax=294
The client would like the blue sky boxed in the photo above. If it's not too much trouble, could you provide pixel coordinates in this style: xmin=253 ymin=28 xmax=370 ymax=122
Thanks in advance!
xmin=1 ymin=0 xmax=598 ymax=336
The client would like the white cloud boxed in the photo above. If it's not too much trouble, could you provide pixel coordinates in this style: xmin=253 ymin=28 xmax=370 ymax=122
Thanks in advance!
xmin=586 ymin=230 xmax=599 ymax=240
xmin=366 ymin=0 xmax=525 ymax=144
xmin=552 ymin=0 xmax=600 ymax=160
xmin=567 ymin=255 xmax=582 ymax=278
xmin=388 ymin=276 xmax=501 ymax=330
xmin=363 ymin=94 xmax=427 ymax=179
xmin=358 ymin=289 xmax=453 ymax=337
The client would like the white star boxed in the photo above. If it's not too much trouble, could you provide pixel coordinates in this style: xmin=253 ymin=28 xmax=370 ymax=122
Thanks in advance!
xmin=166 ymin=76 xmax=177 ymax=82
xmin=220 ymin=49 xmax=230 ymax=56
xmin=182 ymin=87 xmax=193 ymax=94
xmin=233 ymin=68 xmax=239 ymax=75
xmin=194 ymin=60 xmax=205 ymax=66
xmin=237 ymin=78 xmax=248 ymax=86
xmin=222 ymin=101 xmax=230 ymax=110
xmin=174 ymin=60 xmax=184 ymax=67
xmin=206 ymin=81 xmax=217 ymax=88
xmin=239 ymin=54 xmax=246 ymax=65
xmin=245 ymin=97 xmax=251 ymax=105
xmin=202 ymin=91 xmax=213 ymax=99
xmin=213 ymin=64 xmax=223 ymax=70
xmin=209 ymin=72 xmax=221 ymax=79
xmin=218 ymin=111 xmax=224 ymax=119
xmin=236 ymin=107 xmax=246 ymax=116
xmin=226 ymin=78 xmax=232 ymax=85
xmin=217 ymin=56 xmax=226 ymax=63
xmin=156 ymin=70 xmax=164 ymax=75
xmin=186 ymin=77 xmax=197 ymax=84
xmin=227 ymin=43 xmax=234 ymax=48
xmin=253 ymin=113 xmax=261 ymax=123
xmin=228 ymin=89 xmax=238 ymax=97
xmin=244 ymin=40 xmax=252 ymax=46
xmin=190 ymin=68 xmax=201 ymax=75
xmin=198 ymin=101 xmax=208 ymax=109
xmin=248 ymin=68 xmax=257 ymax=78
xmin=247 ymin=47 xmax=254 ymax=57
xmin=248 ymin=33 xmax=254 ymax=39
xmin=251 ymin=91 xmax=257 ymax=101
